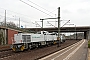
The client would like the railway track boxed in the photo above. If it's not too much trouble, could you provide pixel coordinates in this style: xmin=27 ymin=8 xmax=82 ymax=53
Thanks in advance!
xmin=0 ymin=50 xmax=14 ymax=59
xmin=0 ymin=40 xmax=79 ymax=60
xmin=35 ymin=40 xmax=79 ymax=60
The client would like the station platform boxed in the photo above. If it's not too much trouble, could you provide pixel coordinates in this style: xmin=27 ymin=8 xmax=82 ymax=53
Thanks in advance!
xmin=88 ymin=48 xmax=90 ymax=60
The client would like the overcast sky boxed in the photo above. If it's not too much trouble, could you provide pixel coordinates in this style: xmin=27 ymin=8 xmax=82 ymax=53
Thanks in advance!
xmin=0 ymin=0 xmax=90 ymax=28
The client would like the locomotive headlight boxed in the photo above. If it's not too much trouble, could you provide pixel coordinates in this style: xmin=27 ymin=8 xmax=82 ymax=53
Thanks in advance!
xmin=18 ymin=45 xmax=22 ymax=48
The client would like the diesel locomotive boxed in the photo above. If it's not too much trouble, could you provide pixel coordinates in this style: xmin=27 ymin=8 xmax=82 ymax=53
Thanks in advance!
xmin=11 ymin=31 xmax=65 ymax=52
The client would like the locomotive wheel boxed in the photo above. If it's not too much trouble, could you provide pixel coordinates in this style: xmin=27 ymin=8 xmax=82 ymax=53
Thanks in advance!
xmin=20 ymin=46 xmax=25 ymax=51
xmin=12 ymin=45 xmax=16 ymax=51
xmin=29 ymin=45 xmax=32 ymax=49
xmin=12 ymin=48 xmax=16 ymax=51
xmin=54 ymin=41 xmax=56 ymax=44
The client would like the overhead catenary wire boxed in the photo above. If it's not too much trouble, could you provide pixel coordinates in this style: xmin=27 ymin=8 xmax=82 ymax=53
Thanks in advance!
xmin=0 ymin=3 xmax=56 ymax=28
xmin=61 ymin=20 xmax=70 ymax=27
xmin=28 ymin=0 xmax=55 ymax=15
xmin=0 ymin=2 xmax=57 ymax=28
xmin=0 ymin=7 xmax=37 ymax=20
xmin=0 ymin=7 xmax=37 ymax=27
xmin=0 ymin=14 xmax=32 ymax=24
xmin=0 ymin=7 xmax=43 ymax=28
xmin=47 ymin=21 xmax=56 ymax=28
xmin=0 ymin=8 xmax=36 ymax=24
xmin=20 ymin=0 xmax=53 ymax=17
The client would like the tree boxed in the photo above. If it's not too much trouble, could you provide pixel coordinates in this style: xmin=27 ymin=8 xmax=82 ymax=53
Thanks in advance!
xmin=1 ymin=21 xmax=31 ymax=33
xmin=6 ymin=21 xmax=18 ymax=29
xmin=0 ymin=31 xmax=4 ymax=45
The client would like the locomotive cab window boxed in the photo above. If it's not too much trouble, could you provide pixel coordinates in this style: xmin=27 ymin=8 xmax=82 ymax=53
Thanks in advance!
xmin=26 ymin=35 xmax=31 ymax=42
xmin=22 ymin=35 xmax=31 ymax=42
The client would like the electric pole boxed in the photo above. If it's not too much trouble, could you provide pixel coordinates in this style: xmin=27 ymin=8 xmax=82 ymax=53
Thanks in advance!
xmin=40 ymin=19 xmax=44 ymax=28
xmin=57 ymin=7 xmax=60 ymax=47
xmin=40 ymin=19 xmax=44 ymax=31
xmin=5 ymin=10 xmax=6 ymax=27
xmin=4 ymin=10 xmax=6 ymax=44
xmin=19 ymin=18 xmax=20 ymax=28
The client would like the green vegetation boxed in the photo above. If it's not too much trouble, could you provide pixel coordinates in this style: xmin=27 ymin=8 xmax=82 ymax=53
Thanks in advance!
xmin=88 ymin=40 xmax=90 ymax=48
xmin=0 ymin=31 xmax=5 ymax=45
xmin=0 ymin=21 xmax=31 ymax=33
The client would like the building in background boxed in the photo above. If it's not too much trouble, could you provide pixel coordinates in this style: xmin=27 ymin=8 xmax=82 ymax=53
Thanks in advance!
xmin=0 ymin=26 xmax=22 ymax=45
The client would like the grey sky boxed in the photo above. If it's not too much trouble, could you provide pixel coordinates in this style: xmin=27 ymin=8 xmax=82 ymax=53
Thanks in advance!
xmin=0 ymin=0 xmax=90 ymax=28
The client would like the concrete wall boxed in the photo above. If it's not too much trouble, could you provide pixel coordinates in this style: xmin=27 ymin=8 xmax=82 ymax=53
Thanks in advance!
xmin=87 ymin=30 xmax=90 ymax=40
xmin=0 ymin=28 xmax=6 ymax=45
